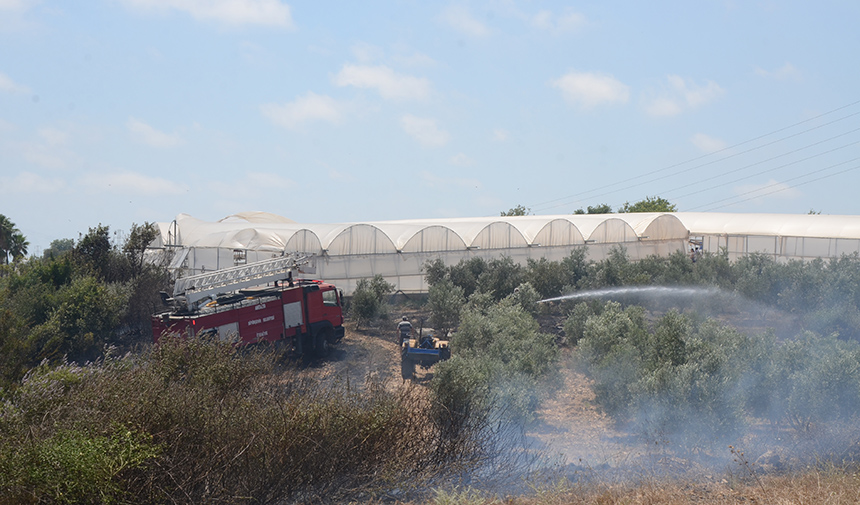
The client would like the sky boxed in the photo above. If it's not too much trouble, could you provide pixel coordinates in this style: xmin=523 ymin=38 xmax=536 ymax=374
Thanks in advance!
xmin=1 ymin=0 xmax=859 ymax=254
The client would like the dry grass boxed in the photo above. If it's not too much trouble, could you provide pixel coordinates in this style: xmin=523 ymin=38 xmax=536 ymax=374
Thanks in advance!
xmin=406 ymin=468 xmax=860 ymax=505
xmin=501 ymin=469 xmax=860 ymax=505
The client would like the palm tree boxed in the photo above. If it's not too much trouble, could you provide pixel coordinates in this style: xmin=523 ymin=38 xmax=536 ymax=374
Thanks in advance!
xmin=0 ymin=214 xmax=14 ymax=265
xmin=9 ymin=232 xmax=29 ymax=262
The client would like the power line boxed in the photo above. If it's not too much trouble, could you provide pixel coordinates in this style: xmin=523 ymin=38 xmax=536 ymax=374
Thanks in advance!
xmin=529 ymin=99 xmax=860 ymax=212
xmin=690 ymin=159 xmax=860 ymax=211
xmin=533 ymin=110 xmax=860 ymax=212
xmin=666 ymin=135 xmax=860 ymax=200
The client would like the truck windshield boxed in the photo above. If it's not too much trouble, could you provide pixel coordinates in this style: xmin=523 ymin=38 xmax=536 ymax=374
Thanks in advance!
xmin=322 ymin=289 xmax=338 ymax=307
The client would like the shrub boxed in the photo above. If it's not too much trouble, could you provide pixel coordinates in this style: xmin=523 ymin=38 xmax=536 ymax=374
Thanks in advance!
xmin=476 ymin=256 xmax=523 ymax=300
xmin=507 ymin=282 xmax=540 ymax=317
xmin=350 ymin=274 xmax=394 ymax=328
xmin=0 ymin=426 xmax=161 ymax=505
xmin=0 ymin=337 xmax=490 ymax=503
xmin=525 ymin=257 xmax=567 ymax=299
xmin=429 ymin=277 xmax=465 ymax=337
xmin=576 ymin=303 xmax=757 ymax=447
xmin=434 ymin=298 xmax=559 ymax=424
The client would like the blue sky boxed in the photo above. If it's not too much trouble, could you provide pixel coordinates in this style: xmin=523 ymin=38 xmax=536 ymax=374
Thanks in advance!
xmin=1 ymin=0 xmax=859 ymax=253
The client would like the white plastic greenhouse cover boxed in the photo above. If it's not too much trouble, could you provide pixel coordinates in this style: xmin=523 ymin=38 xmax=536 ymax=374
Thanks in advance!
xmin=677 ymin=212 xmax=860 ymax=260
xmin=151 ymin=212 xmax=860 ymax=294
xmin=153 ymin=213 xmax=688 ymax=294
xmin=160 ymin=212 xmax=688 ymax=252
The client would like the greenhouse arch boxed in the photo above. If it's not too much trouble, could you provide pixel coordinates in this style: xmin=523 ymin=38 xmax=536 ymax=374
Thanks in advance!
xmin=151 ymin=212 xmax=860 ymax=294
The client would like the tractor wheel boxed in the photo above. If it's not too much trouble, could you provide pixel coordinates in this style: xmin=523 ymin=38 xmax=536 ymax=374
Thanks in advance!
xmin=314 ymin=328 xmax=332 ymax=358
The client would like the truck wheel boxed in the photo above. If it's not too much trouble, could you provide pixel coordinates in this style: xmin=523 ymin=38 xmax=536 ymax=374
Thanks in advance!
xmin=401 ymin=358 xmax=415 ymax=381
xmin=314 ymin=328 xmax=332 ymax=358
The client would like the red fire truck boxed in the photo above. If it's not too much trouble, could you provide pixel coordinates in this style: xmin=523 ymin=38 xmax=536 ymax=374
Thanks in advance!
xmin=151 ymin=255 xmax=344 ymax=357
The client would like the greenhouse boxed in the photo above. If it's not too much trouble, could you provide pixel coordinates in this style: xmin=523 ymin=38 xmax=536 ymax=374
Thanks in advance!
xmin=152 ymin=212 xmax=688 ymax=293
xmin=150 ymin=211 xmax=860 ymax=294
xmin=681 ymin=212 xmax=860 ymax=261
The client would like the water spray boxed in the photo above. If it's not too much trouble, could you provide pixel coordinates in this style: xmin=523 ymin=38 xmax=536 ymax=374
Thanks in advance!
xmin=539 ymin=285 xmax=721 ymax=304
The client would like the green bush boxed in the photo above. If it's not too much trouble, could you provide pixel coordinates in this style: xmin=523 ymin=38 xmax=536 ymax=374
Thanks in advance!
xmin=429 ymin=277 xmax=465 ymax=337
xmin=0 ymin=427 xmax=161 ymax=505
xmin=476 ymin=256 xmax=524 ymax=301
xmin=0 ymin=336 xmax=488 ymax=503
xmin=349 ymin=274 xmax=394 ymax=328
xmin=575 ymin=303 xmax=759 ymax=446
xmin=525 ymin=257 xmax=567 ymax=299
xmin=433 ymin=298 xmax=558 ymax=425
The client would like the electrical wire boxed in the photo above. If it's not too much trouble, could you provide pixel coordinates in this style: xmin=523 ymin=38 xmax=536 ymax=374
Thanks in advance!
xmin=667 ymin=137 xmax=860 ymax=200
xmin=528 ymin=99 xmax=860 ymax=213
xmin=690 ymin=160 xmax=860 ymax=211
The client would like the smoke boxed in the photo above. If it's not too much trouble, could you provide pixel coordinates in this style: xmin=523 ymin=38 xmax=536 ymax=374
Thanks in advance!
xmin=528 ymin=285 xmax=860 ymax=482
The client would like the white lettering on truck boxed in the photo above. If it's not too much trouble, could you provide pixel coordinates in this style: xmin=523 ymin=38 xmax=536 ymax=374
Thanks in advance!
xmin=255 ymin=303 xmax=267 ymax=311
xmin=248 ymin=318 xmax=262 ymax=326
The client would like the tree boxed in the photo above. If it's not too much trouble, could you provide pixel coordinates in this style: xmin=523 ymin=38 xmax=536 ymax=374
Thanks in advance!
xmin=574 ymin=203 xmax=612 ymax=214
xmin=123 ymin=222 xmax=159 ymax=280
xmin=74 ymin=224 xmax=114 ymax=281
xmin=423 ymin=258 xmax=448 ymax=287
xmin=500 ymin=205 xmax=529 ymax=216
xmin=43 ymin=238 xmax=74 ymax=258
xmin=0 ymin=214 xmax=25 ymax=265
xmin=448 ymin=257 xmax=488 ymax=298
xmin=476 ymin=256 xmax=523 ymax=300
xmin=618 ymin=196 xmax=677 ymax=213
xmin=349 ymin=275 xmax=394 ymax=328
xmin=428 ymin=277 xmax=465 ymax=338
xmin=9 ymin=232 xmax=28 ymax=263
xmin=525 ymin=257 xmax=567 ymax=299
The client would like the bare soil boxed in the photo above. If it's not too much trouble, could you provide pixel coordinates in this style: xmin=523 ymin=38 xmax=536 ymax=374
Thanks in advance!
xmin=312 ymin=307 xmax=860 ymax=504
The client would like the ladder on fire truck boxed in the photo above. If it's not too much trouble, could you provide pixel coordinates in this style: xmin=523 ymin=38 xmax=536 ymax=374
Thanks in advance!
xmin=173 ymin=253 xmax=314 ymax=306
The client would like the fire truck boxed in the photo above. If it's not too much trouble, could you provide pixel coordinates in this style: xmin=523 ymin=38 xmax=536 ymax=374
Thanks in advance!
xmin=151 ymin=254 xmax=345 ymax=357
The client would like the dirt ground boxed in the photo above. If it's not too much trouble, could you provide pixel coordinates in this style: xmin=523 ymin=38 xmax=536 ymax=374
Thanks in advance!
xmin=311 ymin=305 xmax=848 ymax=485
xmin=313 ymin=311 xmax=645 ymax=473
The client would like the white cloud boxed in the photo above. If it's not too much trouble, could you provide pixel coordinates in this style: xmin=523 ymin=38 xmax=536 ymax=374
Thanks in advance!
xmin=531 ymin=9 xmax=586 ymax=33
xmin=550 ymin=71 xmax=630 ymax=108
xmin=38 ymin=127 xmax=68 ymax=146
xmin=0 ymin=72 xmax=31 ymax=94
xmin=691 ymin=133 xmax=727 ymax=153
xmin=644 ymin=75 xmax=724 ymax=117
xmin=669 ymin=75 xmax=723 ymax=107
xmin=0 ymin=171 xmax=65 ymax=194
xmin=207 ymin=171 xmax=294 ymax=200
xmin=238 ymin=41 xmax=270 ymax=65
xmin=0 ymin=0 xmax=33 ymax=11
xmin=392 ymin=49 xmax=437 ymax=69
xmin=350 ymin=42 xmax=384 ymax=63
xmin=126 ymin=117 xmax=184 ymax=148
xmin=334 ymin=64 xmax=431 ymax=101
xmin=119 ymin=0 xmax=293 ymax=27
xmin=644 ymin=97 xmax=682 ymax=117
xmin=449 ymin=152 xmax=474 ymax=166
xmin=754 ymin=62 xmax=800 ymax=80
xmin=492 ymin=128 xmax=509 ymax=142
xmin=260 ymin=92 xmax=342 ymax=129
xmin=327 ymin=169 xmax=355 ymax=183
xmin=420 ymin=171 xmax=481 ymax=189
xmin=440 ymin=5 xmax=489 ymax=37
xmin=20 ymin=142 xmax=68 ymax=169
xmin=400 ymin=115 xmax=450 ymax=147
xmin=79 ymin=171 xmax=186 ymax=195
